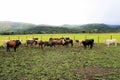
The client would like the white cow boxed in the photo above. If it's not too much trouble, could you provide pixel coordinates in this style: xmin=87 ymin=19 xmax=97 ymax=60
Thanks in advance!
xmin=104 ymin=39 xmax=117 ymax=47
xmin=75 ymin=39 xmax=84 ymax=46
xmin=2 ymin=40 xmax=10 ymax=48
xmin=2 ymin=39 xmax=22 ymax=48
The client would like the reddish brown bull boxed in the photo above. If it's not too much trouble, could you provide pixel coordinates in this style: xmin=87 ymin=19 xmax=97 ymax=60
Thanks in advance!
xmin=49 ymin=38 xmax=65 ymax=46
xmin=7 ymin=40 xmax=22 ymax=52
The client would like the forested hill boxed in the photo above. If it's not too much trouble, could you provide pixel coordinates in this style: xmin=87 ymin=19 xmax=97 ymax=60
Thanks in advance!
xmin=0 ymin=21 xmax=120 ymax=35
xmin=0 ymin=21 xmax=36 ymax=32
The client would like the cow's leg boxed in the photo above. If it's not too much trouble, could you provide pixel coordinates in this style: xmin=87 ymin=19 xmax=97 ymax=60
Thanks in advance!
xmin=71 ymin=43 xmax=73 ymax=47
xmin=14 ymin=47 xmax=16 ymax=52
xmin=65 ymin=43 xmax=69 ymax=48
xmin=26 ymin=43 xmax=28 ymax=47
xmin=41 ymin=44 xmax=44 ymax=49
xmin=90 ymin=44 xmax=93 ymax=49
xmin=7 ymin=47 xmax=9 ymax=52
xmin=107 ymin=43 xmax=109 ymax=47
xmin=39 ymin=44 xmax=41 ymax=49
xmin=40 ymin=44 xmax=43 ymax=49
xmin=84 ymin=45 xmax=86 ymax=49
xmin=115 ymin=42 xmax=117 ymax=47
xmin=44 ymin=44 xmax=46 ymax=48
xmin=50 ymin=44 xmax=52 ymax=47
xmin=77 ymin=42 xmax=79 ymax=46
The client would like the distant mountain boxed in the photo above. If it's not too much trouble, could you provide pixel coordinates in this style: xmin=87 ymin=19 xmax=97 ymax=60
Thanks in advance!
xmin=107 ymin=24 xmax=120 ymax=28
xmin=0 ymin=21 xmax=36 ymax=32
xmin=25 ymin=25 xmax=72 ymax=34
xmin=74 ymin=24 xmax=120 ymax=33
xmin=0 ymin=21 xmax=120 ymax=34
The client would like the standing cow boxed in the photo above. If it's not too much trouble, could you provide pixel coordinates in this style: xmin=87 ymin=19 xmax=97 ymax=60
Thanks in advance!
xmin=35 ymin=40 xmax=44 ymax=49
xmin=7 ymin=40 xmax=22 ymax=52
xmin=104 ymin=39 xmax=117 ymax=47
xmin=82 ymin=39 xmax=94 ymax=49
xmin=75 ymin=40 xmax=83 ymax=46
xmin=26 ymin=39 xmax=37 ymax=46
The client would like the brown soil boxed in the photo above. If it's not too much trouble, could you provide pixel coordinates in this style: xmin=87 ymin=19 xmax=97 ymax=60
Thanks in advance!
xmin=73 ymin=67 xmax=120 ymax=80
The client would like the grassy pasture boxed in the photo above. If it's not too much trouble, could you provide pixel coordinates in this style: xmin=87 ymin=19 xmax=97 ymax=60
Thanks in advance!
xmin=0 ymin=33 xmax=120 ymax=45
xmin=0 ymin=43 xmax=120 ymax=80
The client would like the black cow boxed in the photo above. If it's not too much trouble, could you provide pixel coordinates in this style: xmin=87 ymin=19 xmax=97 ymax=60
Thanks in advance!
xmin=82 ymin=39 xmax=94 ymax=49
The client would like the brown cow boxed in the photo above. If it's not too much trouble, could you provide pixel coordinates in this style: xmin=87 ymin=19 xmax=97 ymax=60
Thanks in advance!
xmin=44 ymin=41 xmax=55 ymax=47
xmin=35 ymin=40 xmax=44 ymax=49
xmin=61 ymin=38 xmax=73 ymax=47
xmin=49 ymin=38 xmax=65 ymax=46
xmin=26 ymin=39 xmax=37 ymax=46
xmin=7 ymin=40 xmax=22 ymax=52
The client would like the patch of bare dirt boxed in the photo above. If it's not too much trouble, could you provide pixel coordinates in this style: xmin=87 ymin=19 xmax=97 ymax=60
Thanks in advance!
xmin=73 ymin=67 xmax=120 ymax=80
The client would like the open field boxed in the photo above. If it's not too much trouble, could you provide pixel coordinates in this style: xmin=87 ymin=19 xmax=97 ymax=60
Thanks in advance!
xmin=0 ymin=33 xmax=120 ymax=45
xmin=0 ymin=43 xmax=120 ymax=80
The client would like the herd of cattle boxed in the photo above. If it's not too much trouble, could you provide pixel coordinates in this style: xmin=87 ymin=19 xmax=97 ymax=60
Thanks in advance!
xmin=1 ymin=37 xmax=117 ymax=52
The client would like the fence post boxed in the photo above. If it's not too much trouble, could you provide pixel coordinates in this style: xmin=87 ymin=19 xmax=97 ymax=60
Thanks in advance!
xmin=8 ymin=36 xmax=10 ymax=40
xmin=41 ymin=36 xmax=42 ymax=40
xmin=74 ymin=36 xmax=75 ymax=42
xmin=62 ymin=35 xmax=63 ymax=38
xmin=26 ymin=36 xmax=28 ymax=39
xmin=85 ymin=35 xmax=87 ymax=39
xmin=110 ymin=35 xmax=112 ymax=39
xmin=98 ymin=35 xmax=99 ymax=43
xmin=18 ymin=36 xmax=20 ymax=40
xmin=51 ymin=35 xmax=52 ymax=38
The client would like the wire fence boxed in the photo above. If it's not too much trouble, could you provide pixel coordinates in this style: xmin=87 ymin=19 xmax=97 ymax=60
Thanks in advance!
xmin=0 ymin=34 xmax=120 ymax=45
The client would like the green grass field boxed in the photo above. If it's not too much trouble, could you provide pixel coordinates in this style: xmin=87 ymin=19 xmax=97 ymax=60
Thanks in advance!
xmin=0 ymin=33 xmax=120 ymax=45
xmin=0 ymin=43 xmax=120 ymax=80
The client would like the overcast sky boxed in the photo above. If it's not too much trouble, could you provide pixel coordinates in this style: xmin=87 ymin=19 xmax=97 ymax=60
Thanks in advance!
xmin=0 ymin=0 xmax=120 ymax=25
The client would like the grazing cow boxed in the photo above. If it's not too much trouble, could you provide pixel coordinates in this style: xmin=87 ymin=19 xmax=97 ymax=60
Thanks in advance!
xmin=44 ymin=41 xmax=56 ymax=47
xmin=49 ymin=38 xmax=65 ymax=46
xmin=64 ymin=39 xmax=73 ymax=47
xmin=35 ymin=40 xmax=44 ymax=49
xmin=61 ymin=38 xmax=73 ymax=47
xmin=26 ymin=39 xmax=37 ymax=46
xmin=104 ymin=39 xmax=117 ymax=47
xmin=7 ymin=40 xmax=22 ymax=52
xmin=82 ymin=39 xmax=94 ymax=49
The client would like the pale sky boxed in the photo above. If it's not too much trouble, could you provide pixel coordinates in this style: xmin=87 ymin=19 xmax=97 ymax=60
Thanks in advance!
xmin=0 ymin=0 xmax=120 ymax=25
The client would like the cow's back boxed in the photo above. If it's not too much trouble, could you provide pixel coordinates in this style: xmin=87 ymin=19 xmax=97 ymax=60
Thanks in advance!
xmin=7 ymin=40 xmax=16 ymax=47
